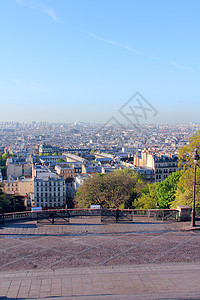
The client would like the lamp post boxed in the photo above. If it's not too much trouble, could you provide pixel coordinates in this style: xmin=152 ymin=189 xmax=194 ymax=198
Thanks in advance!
xmin=191 ymin=149 xmax=199 ymax=227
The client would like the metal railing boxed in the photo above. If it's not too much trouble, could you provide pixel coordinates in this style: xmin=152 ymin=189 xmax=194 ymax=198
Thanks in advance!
xmin=0 ymin=208 xmax=180 ymax=224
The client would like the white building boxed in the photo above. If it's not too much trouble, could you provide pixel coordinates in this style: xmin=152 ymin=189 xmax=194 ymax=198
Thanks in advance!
xmin=33 ymin=165 xmax=66 ymax=208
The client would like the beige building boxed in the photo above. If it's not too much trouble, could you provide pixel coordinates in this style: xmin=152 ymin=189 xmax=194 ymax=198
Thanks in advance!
xmin=55 ymin=164 xmax=75 ymax=179
xmin=3 ymin=179 xmax=34 ymax=196
xmin=6 ymin=159 xmax=32 ymax=179
xmin=134 ymin=150 xmax=179 ymax=182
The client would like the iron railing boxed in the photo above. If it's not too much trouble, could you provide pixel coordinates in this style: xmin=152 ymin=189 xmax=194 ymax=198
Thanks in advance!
xmin=0 ymin=208 xmax=180 ymax=224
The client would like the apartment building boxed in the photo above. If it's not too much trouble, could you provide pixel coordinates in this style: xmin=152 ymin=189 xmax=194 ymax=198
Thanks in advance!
xmin=3 ymin=178 xmax=34 ymax=196
xmin=55 ymin=164 xmax=75 ymax=179
xmin=33 ymin=165 xmax=66 ymax=208
xmin=6 ymin=157 xmax=32 ymax=179
xmin=39 ymin=143 xmax=59 ymax=155
xmin=134 ymin=149 xmax=179 ymax=182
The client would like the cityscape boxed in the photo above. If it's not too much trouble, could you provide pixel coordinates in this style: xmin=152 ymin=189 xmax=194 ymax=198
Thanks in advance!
xmin=0 ymin=121 xmax=199 ymax=209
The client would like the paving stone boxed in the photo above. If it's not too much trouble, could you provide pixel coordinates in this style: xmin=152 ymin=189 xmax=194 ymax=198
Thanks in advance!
xmin=0 ymin=238 xmax=24 ymax=250
xmin=77 ymin=246 xmax=117 ymax=265
xmin=0 ymin=250 xmax=18 ymax=267
xmin=51 ymin=241 xmax=90 ymax=254
xmin=52 ymin=256 xmax=94 ymax=268
xmin=29 ymin=248 xmax=66 ymax=268
xmin=1 ymin=219 xmax=200 ymax=299
xmin=0 ymin=258 xmax=39 ymax=271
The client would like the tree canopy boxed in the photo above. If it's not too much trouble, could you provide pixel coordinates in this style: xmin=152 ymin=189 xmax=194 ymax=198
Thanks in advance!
xmin=135 ymin=182 xmax=159 ymax=209
xmin=75 ymin=169 xmax=145 ymax=209
xmin=178 ymin=130 xmax=200 ymax=169
xmin=57 ymin=158 xmax=65 ymax=163
xmin=156 ymin=171 xmax=182 ymax=208
xmin=0 ymin=184 xmax=10 ymax=212
xmin=171 ymin=168 xmax=200 ymax=208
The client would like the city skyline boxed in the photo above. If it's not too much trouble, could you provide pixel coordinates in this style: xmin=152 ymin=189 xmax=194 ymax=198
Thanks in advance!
xmin=1 ymin=0 xmax=199 ymax=123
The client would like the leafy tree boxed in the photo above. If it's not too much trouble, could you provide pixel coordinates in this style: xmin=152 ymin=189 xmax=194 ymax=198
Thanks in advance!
xmin=156 ymin=171 xmax=182 ymax=208
xmin=1 ymin=153 xmax=16 ymax=162
xmin=178 ymin=130 xmax=200 ymax=169
xmin=2 ymin=153 xmax=10 ymax=161
xmin=75 ymin=170 xmax=145 ymax=209
xmin=39 ymin=153 xmax=51 ymax=156
xmin=57 ymin=158 xmax=65 ymax=163
xmin=171 ymin=168 xmax=200 ymax=208
xmin=0 ymin=166 xmax=6 ymax=179
xmin=0 ymin=184 xmax=10 ymax=212
xmin=0 ymin=184 xmax=26 ymax=213
xmin=135 ymin=182 xmax=159 ymax=209
xmin=9 ymin=195 xmax=26 ymax=212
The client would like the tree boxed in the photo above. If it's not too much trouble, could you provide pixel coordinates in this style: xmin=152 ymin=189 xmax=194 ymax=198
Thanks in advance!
xmin=0 ymin=166 xmax=6 ymax=179
xmin=9 ymin=195 xmax=26 ymax=212
xmin=0 ymin=184 xmax=10 ymax=213
xmin=156 ymin=171 xmax=182 ymax=209
xmin=75 ymin=170 xmax=146 ymax=209
xmin=57 ymin=158 xmax=65 ymax=163
xmin=39 ymin=153 xmax=51 ymax=156
xmin=178 ymin=130 xmax=200 ymax=169
xmin=2 ymin=153 xmax=10 ymax=161
xmin=135 ymin=182 xmax=159 ymax=209
xmin=171 ymin=168 xmax=200 ymax=208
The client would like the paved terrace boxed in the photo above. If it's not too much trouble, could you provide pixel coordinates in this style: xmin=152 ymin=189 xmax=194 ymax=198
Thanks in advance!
xmin=1 ymin=217 xmax=200 ymax=299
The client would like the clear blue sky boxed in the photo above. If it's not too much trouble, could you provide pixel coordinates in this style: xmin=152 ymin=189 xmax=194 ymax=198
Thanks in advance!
xmin=0 ymin=0 xmax=199 ymax=124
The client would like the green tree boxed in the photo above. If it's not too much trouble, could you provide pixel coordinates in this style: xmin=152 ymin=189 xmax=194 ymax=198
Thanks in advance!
xmin=9 ymin=195 xmax=26 ymax=212
xmin=39 ymin=153 xmax=51 ymax=156
xmin=57 ymin=158 xmax=65 ymax=163
xmin=156 ymin=171 xmax=182 ymax=208
xmin=178 ymin=130 xmax=200 ymax=169
xmin=135 ymin=182 xmax=159 ymax=209
xmin=171 ymin=168 xmax=200 ymax=208
xmin=75 ymin=170 xmax=145 ymax=209
xmin=0 ymin=166 xmax=6 ymax=179
xmin=0 ymin=184 xmax=10 ymax=212
xmin=2 ymin=153 xmax=10 ymax=161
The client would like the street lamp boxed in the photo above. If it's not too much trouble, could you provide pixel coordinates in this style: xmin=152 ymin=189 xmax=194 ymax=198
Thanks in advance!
xmin=191 ymin=149 xmax=199 ymax=227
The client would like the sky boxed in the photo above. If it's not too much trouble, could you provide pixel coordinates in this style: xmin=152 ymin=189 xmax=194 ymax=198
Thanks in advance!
xmin=0 ymin=0 xmax=199 ymax=124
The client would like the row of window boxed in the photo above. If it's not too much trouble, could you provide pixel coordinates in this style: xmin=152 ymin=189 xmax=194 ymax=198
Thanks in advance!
xmin=36 ymin=192 xmax=64 ymax=197
xmin=7 ymin=187 xmax=18 ymax=192
xmin=156 ymin=174 xmax=168 ymax=179
xmin=155 ymin=163 xmax=177 ymax=168
xmin=156 ymin=168 xmax=177 ymax=174
xmin=35 ymin=181 xmax=64 ymax=186
xmin=35 ymin=201 xmax=65 ymax=206
xmin=7 ymin=183 xmax=18 ymax=187
xmin=35 ymin=187 xmax=65 ymax=192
